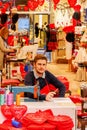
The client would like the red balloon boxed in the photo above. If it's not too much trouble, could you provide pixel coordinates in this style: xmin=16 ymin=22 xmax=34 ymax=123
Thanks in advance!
xmin=68 ymin=0 xmax=77 ymax=7
xmin=39 ymin=0 xmax=44 ymax=6
xmin=10 ymin=104 xmax=27 ymax=120
xmin=4 ymin=3 xmax=9 ymax=9
xmin=24 ymin=6 xmax=29 ymax=11
xmin=54 ymin=4 xmax=57 ymax=10
xmin=28 ymin=1 xmax=35 ymax=11
xmin=1 ymin=105 xmax=13 ymax=119
xmin=53 ymin=0 xmax=60 ymax=5
xmin=17 ymin=5 xmax=21 ymax=11
xmin=34 ymin=0 xmax=39 ymax=9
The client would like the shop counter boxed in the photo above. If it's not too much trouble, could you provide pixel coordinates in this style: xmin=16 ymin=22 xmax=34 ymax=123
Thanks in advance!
xmin=0 ymin=98 xmax=76 ymax=130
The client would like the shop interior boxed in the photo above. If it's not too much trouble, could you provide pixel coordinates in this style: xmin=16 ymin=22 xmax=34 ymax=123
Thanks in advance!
xmin=0 ymin=0 xmax=87 ymax=130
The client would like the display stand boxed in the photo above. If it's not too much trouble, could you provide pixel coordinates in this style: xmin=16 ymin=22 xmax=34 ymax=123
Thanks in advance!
xmin=0 ymin=98 xmax=76 ymax=130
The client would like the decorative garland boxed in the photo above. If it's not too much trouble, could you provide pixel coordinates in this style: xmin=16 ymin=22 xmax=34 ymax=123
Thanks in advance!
xmin=0 ymin=0 xmax=45 ymax=13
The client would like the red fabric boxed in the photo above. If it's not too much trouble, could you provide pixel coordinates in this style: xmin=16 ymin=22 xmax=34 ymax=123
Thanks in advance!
xmin=77 ymin=110 xmax=87 ymax=117
xmin=49 ymin=24 xmax=55 ymax=29
xmin=20 ymin=116 xmax=32 ymax=127
xmin=47 ymin=29 xmax=57 ymax=51
xmin=19 ymin=63 xmax=27 ymax=79
xmin=3 ymin=119 xmax=12 ymax=125
xmin=72 ymin=18 xmax=81 ymax=26
xmin=0 ymin=124 xmax=9 ymax=130
xmin=8 ymin=127 xmax=26 ymax=130
xmin=63 ymin=25 xmax=75 ymax=33
xmin=20 ymin=63 xmax=25 ymax=73
xmin=68 ymin=0 xmax=77 ymax=7
xmin=7 ymin=35 xmax=14 ymax=46
xmin=2 ymin=79 xmax=20 ymax=84
xmin=40 ymin=84 xmax=58 ymax=95
xmin=73 ymin=4 xmax=81 ymax=11
xmin=69 ymin=95 xmax=83 ymax=103
xmin=23 ymin=112 xmax=47 ymax=125
xmin=69 ymin=96 xmax=87 ymax=118
xmin=48 ymin=115 xmax=74 ymax=130
xmin=12 ymin=70 xmax=17 ymax=77
xmin=41 ymin=109 xmax=54 ymax=117
xmin=47 ymin=42 xmax=58 ymax=50
xmin=27 ymin=123 xmax=56 ymax=130
xmin=0 ymin=124 xmax=26 ymax=130
xmin=20 ymin=109 xmax=53 ymax=127
xmin=21 ymin=72 xmax=27 ymax=79
xmin=40 ymin=85 xmax=50 ymax=95
xmin=1 ymin=79 xmax=20 ymax=86
xmin=57 ymin=76 xmax=69 ymax=91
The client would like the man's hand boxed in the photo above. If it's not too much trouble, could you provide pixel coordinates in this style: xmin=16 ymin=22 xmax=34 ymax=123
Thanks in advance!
xmin=46 ymin=91 xmax=56 ymax=101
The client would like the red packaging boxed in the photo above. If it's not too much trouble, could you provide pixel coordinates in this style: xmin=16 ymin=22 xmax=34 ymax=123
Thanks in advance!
xmin=27 ymin=122 xmax=56 ymax=130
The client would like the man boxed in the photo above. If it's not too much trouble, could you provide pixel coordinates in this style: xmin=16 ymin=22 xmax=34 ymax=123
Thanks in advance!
xmin=24 ymin=54 xmax=66 ymax=101
xmin=35 ymin=22 xmax=39 ymax=38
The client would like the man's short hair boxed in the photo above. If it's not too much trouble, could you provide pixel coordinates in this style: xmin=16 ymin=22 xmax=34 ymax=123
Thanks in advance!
xmin=34 ymin=54 xmax=47 ymax=63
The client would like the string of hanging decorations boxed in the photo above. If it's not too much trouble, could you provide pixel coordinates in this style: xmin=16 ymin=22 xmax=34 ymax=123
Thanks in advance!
xmin=0 ymin=0 xmax=47 ymax=29
xmin=1 ymin=0 xmax=85 ymax=14
xmin=0 ymin=0 xmax=45 ymax=13
xmin=53 ymin=0 xmax=77 ymax=10
xmin=1 ymin=0 xmax=87 ymax=13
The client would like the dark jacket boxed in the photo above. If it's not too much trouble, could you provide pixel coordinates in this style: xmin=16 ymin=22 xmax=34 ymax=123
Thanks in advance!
xmin=24 ymin=70 xmax=66 ymax=100
xmin=35 ymin=25 xmax=39 ymax=38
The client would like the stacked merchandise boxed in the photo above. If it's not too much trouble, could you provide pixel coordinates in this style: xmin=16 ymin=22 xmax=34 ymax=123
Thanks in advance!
xmin=0 ymin=108 xmax=74 ymax=130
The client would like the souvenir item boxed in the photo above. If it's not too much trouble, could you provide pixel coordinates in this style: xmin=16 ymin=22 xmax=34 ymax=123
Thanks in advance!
xmin=10 ymin=105 xmax=27 ymax=120
xmin=1 ymin=105 xmax=13 ymax=119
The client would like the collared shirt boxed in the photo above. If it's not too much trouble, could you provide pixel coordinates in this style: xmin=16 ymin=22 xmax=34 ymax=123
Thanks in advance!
xmin=33 ymin=69 xmax=45 ymax=79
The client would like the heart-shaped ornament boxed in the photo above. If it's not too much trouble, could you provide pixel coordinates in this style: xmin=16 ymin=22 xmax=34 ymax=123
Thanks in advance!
xmin=10 ymin=104 xmax=27 ymax=120
xmin=1 ymin=105 xmax=13 ymax=119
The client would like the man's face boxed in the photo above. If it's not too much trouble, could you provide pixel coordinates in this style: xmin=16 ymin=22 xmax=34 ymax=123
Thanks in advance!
xmin=34 ymin=59 xmax=47 ymax=75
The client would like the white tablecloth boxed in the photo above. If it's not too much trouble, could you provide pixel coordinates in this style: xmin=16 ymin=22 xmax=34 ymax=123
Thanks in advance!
xmin=0 ymin=98 xmax=76 ymax=130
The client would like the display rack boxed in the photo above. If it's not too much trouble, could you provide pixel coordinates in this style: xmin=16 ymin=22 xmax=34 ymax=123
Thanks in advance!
xmin=56 ymin=28 xmax=67 ymax=63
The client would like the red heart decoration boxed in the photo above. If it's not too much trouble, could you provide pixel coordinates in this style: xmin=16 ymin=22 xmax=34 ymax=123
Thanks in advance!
xmin=24 ymin=112 xmax=47 ymax=124
xmin=0 ymin=1 xmax=2 ymax=6
xmin=1 ymin=105 xmax=13 ymax=119
xmin=3 ymin=119 xmax=12 ymax=126
xmin=10 ymin=105 xmax=27 ymax=120
xmin=68 ymin=0 xmax=77 ymax=7
xmin=28 ymin=1 xmax=36 ymax=11
xmin=33 ymin=0 xmax=39 ymax=9
xmin=38 ymin=0 xmax=44 ymax=6
xmin=53 ymin=0 xmax=60 ymax=5
xmin=24 ymin=6 xmax=29 ymax=11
